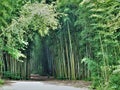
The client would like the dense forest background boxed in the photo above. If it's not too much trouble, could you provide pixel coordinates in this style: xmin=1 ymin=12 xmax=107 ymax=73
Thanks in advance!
xmin=0 ymin=0 xmax=120 ymax=90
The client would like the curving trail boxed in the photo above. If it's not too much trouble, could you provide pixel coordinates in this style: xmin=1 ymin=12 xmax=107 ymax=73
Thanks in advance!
xmin=0 ymin=81 xmax=89 ymax=90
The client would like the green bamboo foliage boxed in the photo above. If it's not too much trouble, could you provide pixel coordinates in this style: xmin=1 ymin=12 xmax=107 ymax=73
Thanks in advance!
xmin=30 ymin=33 xmax=44 ymax=75
xmin=75 ymin=0 xmax=120 ymax=89
xmin=0 ymin=1 xmax=58 ymax=79
xmin=0 ymin=0 xmax=120 ymax=89
xmin=44 ymin=1 xmax=120 ymax=89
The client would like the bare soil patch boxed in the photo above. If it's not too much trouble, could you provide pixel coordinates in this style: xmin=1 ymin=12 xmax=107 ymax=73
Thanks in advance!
xmin=43 ymin=80 xmax=91 ymax=88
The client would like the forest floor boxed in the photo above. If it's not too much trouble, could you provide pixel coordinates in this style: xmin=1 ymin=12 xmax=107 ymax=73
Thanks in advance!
xmin=0 ymin=80 xmax=90 ymax=90
xmin=0 ymin=75 xmax=91 ymax=90
xmin=43 ymin=80 xmax=91 ymax=88
xmin=30 ymin=74 xmax=91 ymax=88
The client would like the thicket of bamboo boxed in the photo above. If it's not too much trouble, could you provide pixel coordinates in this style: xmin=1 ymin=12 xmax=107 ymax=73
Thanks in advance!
xmin=0 ymin=0 xmax=120 ymax=89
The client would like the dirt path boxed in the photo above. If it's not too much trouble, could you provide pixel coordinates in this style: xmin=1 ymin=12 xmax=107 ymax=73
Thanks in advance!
xmin=0 ymin=81 xmax=90 ymax=90
xmin=44 ymin=80 xmax=91 ymax=88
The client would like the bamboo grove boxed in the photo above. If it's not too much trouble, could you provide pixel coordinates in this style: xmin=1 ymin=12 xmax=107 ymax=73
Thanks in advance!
xmin=0 ymin=0 xmax=120 ymax=89
xmin=0 ymin=0 xmax=58 ymax=79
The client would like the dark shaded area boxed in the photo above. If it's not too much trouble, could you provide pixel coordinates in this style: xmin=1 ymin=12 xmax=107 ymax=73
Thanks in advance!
xmin=29 ymin=34 xmax=53 ymax=77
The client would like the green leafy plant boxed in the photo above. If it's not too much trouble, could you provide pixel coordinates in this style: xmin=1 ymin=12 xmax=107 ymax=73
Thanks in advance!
xmin=3 ymin=71 xmax=21 ymax=80
xmin=0 ymin=79 xmax=4 ymax=85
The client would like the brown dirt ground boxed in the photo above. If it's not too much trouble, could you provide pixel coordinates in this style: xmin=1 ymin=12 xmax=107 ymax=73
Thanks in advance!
xmin=3 ymin=75 xmax=91 ymax=88
xmin=30 ymin=75 xmax=91 ymax=88
xmin=43 ymin=80 xmax=91 ymax=88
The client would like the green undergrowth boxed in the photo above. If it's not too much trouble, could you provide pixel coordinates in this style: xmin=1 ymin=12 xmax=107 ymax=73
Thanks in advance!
xmin=0 ymin=79 xmax=4 ymax=85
